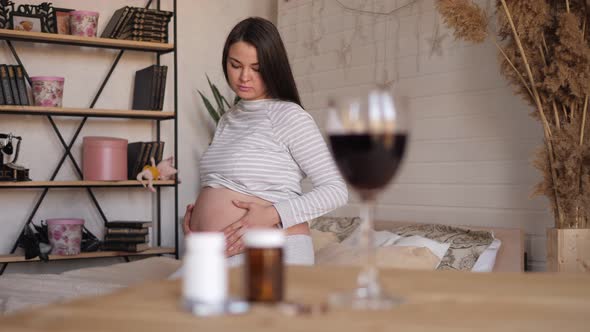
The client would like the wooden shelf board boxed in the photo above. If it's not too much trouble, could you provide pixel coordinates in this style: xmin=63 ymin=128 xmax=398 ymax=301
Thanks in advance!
xmin=0 ymin=180 xmax=176 ymax=188
xmin=0 ymin=105 xmax=174 ymax=119
xmin=0 ymin=29 xmax=173 ymax=52
xmin=0 ymin=247 xmax=175 ymax=263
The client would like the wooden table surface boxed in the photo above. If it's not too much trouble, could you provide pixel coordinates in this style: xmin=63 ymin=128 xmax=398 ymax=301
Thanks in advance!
xmin=2 ymin=266 xmax=590 ymax=331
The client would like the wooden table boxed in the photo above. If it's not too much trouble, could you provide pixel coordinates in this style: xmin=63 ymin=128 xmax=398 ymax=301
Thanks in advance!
xmin=2 ymin=266 xmax=590 ymax=331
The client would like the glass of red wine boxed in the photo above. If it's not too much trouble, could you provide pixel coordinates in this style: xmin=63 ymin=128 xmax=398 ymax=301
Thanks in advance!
xmin=325 ymin=88 xmax=408 ymax=310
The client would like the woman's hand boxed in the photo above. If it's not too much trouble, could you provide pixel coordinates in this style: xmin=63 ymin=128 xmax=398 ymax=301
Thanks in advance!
xmin=223 ymin=200 xmax=281 ymax=256
xmin=182 ymin=204 xmax=194 ymax=235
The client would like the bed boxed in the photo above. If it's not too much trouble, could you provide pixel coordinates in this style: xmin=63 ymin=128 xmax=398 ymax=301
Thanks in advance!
xmin=0 ymin=220 xmax=525 ymax=315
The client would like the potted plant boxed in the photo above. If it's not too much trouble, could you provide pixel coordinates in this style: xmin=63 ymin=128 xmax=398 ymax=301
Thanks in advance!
xmin=436 ymin=0 xmax=590 ymax=271
xmin=198 ymin=75 xmax=239 ymax=125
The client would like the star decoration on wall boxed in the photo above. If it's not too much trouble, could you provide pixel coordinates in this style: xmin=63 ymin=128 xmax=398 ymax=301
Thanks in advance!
xmin=427 ymin=23 xmax=448 ymax=57
xmin=336 ymin=38 xmax=353 ymax=69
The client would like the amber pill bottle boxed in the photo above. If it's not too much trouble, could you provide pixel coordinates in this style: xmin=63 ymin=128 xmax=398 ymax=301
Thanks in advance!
xmin=243 ymin=229 xmax=286 ymax=303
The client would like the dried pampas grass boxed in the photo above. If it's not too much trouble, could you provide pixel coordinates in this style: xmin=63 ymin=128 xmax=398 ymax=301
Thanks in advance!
xmin=436 ymin=0 xmax=488 ymax=43
xmin=437 ymin=0 xmax=590 ymax=228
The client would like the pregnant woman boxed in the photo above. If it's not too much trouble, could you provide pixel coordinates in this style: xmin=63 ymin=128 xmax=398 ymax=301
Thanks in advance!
xmin=183 ymin=17 xmax=347 ymax=266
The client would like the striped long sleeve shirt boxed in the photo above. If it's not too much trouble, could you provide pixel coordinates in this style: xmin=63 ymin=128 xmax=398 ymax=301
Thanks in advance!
xmin=199 ymin=99 xmax=348 ymax=228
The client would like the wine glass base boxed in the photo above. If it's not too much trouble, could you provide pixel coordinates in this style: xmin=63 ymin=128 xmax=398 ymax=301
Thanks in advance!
xmin=328 ymin=287 xmax=403 ymax=311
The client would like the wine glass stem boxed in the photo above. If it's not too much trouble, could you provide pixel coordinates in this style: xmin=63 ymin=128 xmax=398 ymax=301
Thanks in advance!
xmin=358 ymin=199 xmax=380 ymax=296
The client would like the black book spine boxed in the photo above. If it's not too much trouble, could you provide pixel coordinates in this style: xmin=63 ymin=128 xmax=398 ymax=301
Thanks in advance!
xmin=108 ymin=7 xmax=132 ymax=38
xmin=100 ymin=6 xmax=129 ymax=38
xmin=119 ymin=29 xmax=167 ymax=40
xmin=0 ymin=65 xmax=13 ymax=105
xmin=127 ymin=142 xmax=144 ymax=179
xmin=156 ymin=141 xmax=165 ymax=164
xmin=132 ymin=143 xmax=147 ymax=179
xmin=150 ymin=66 xmax=162 ymax=110
xmin=107 ymin=221 xmax=152 ymax=229
xmin=15 ymin=65 xmax=29 ymax=105
xmin=120 ymin=23 xmax=167 ymax=34
xmin=0 ymin=72 xmax=5 ymax=105
xmin=104 ymin=234 xmax=149 ymax=243
xmin=123 ymin=36 xmax=167 ymax=43
xmin=132 ymin=65 xmax=157 ymax=110
xmin=7 ymin=66 xmax=20 ymax=105
xmin=158 ymin=66 xmax=168 ymax=110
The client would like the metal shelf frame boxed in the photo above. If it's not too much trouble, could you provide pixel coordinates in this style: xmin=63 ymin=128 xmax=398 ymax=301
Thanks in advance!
xmin=0 ymin=0 xmax=179 ymax=274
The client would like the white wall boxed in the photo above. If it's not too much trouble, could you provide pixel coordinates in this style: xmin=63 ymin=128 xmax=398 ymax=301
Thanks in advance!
xmin=278 ymin=0 xmax=552 ymax=271
xmin=0 ymin=0 xmax=276 ymax=274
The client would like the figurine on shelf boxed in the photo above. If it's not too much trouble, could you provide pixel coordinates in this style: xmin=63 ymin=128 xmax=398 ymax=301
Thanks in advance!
xmin=136 ymin=156 xmax=177 ymax=192
xmin=0 ymin=132 xmax=31 ymax=181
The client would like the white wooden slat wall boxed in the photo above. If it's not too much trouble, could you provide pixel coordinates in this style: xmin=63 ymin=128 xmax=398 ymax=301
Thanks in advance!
xmin=278 ymin=0 xmax=552 ymax=271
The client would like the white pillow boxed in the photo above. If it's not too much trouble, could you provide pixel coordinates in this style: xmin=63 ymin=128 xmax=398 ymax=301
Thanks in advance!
xmin=393 ymin=235 xmax=451 ymax=261
xmin=340 ymin=226 xmax=401 ymax=248
xmin=471 ymin=238 xmax=502 ymax=272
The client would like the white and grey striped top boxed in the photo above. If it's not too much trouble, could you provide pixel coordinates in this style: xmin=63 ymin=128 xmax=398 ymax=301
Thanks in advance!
xmin=199 ymin=99 xmax=348 ymax=228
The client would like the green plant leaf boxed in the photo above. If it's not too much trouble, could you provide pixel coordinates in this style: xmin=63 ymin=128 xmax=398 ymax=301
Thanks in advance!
xmin=198 ymin=90 xmax=220 ymax=124
xmin=207 ymin=75 xmax=224 ymax=112
xmin=220 ymin=95 xmax=231 ymax=109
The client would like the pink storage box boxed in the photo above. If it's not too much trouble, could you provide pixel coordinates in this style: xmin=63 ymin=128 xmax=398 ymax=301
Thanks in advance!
xmin=30 ymin=76 xmax=64 ymax=107
xmin=47 ymin=218 xmax=84 ymax=255
xmin=70 ymin=10 xmax=99 ymax=37
xmin=83 ymin=136 xmax=128 ymax=181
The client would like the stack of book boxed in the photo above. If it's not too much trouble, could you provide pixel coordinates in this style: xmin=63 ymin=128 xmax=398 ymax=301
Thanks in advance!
xmin=101 ymin=7 xmax=173 ymax=43
xmin=127 ymin=141 xmax=165 ymax=179
xmin=132 ymin=64 xmax=168 ymax=110
xmin=0 ymin=64 xmax=30 ymax=106
xmin=103 ymin=221 xmax=152 ymax=252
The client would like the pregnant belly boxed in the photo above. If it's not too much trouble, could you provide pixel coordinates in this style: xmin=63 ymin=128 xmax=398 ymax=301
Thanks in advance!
xmin=190 ymin=187 xmax=310 ymax=235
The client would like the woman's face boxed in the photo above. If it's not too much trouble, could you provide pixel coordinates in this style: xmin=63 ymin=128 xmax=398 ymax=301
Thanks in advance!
xmin=226 ymin=41 xmax=269 ymax=101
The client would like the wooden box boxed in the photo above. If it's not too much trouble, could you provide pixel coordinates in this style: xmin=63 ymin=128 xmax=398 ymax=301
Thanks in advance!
xmin=547 ymin=228 xmax=590 ymax=272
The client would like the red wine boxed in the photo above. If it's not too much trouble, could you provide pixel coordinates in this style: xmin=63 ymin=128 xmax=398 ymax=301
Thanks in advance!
xmin=329 ymin=133 xmax=407 ymax=199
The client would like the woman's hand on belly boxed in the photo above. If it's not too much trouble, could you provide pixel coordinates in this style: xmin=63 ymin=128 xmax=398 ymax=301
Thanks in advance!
xmin=183 ymin=204 xmax=194 ymax=235
xmin=223 ymin=200 xmax=281 ymax=256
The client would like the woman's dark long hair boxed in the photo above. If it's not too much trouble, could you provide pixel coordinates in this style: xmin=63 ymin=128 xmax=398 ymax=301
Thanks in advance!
xmin=222 ymin=17 xmax=302 ymax=107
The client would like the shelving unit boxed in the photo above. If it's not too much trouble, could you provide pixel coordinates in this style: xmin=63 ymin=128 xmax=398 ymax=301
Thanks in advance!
xmin=0 ymin=247 xmax=175 ymax=264
xmin=0 ymin=0 xmax=179 ymax=274
xmin=0 ymin=105 xmax=175 ymax=119
xmin=0 ymin=29 xmax=174 ymax=53
xmin=0 ymin=180 xmax=175 ymax=189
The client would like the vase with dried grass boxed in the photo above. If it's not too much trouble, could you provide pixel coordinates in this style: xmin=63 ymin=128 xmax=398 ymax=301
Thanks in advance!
xmin=436 ymin=0 xmax=590 ymax=271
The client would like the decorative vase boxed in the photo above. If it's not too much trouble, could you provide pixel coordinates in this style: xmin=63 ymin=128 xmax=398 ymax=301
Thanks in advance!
xmin=547 ymin=228 xmax=590 ymax=272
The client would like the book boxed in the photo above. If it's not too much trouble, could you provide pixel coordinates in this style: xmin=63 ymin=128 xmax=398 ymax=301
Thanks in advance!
xmin=100 ymin=6 xmax=131 ymax=38
xmin=123 ymin=36 xmax=168 ymax=43
xmin=0 ymin=74 xmax=5 ymax=105
xmin=118 ymin=23 xmax=167 ymax=35
xmin=127 ymin=141 xmax=147 ymax=179
xmin=0 ymin=65 xmax=13 ymax=105
xmin=14 ymin=65 xmax=29 ymax=105
xmin=105 ymin=227 xmax=149 ymax=235
xmin=139 ymin=141 xmax=153 ymax=170
xmin=119 ymin=29 xmax=168 ymax=39
xmin=132 ymin=65 xmax=158 ymax=110
xmin=107 ymin=221 xmax=152 ymax=229
xmin=158 ymin=66 xmax=168 ymax=110
xmin=7 ymin=65 xmax=20 ymax=105
xmin=121 ymin=17 xmax=169 ymax=28
xmin=156 ymin=141 xmax=165 ymax=163
xmin=152 ymin=66 xmax=162 ymax=110
xmin=102 ymin=242 xmax=150 ymax=252
xmin=115 ymin=8 xmax=172 ymax=38
xmin=104 ymin=234 xmax=150 ymax=243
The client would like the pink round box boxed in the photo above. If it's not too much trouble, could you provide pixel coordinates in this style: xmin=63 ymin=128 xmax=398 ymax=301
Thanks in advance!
xmin=47 ymin=218 xmax=84 ymax=255
xmin=70 ymin=10 xmax=99 ymax=37
xmin=30 ymin=76 xmax=64 ymax=107
xmin=83 ymin=136 xmax=128 ymax=181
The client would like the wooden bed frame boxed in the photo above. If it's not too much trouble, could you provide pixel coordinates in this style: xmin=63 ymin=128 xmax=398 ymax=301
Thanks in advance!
xmin=374 ymin=221 xmax=526 ymax=272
